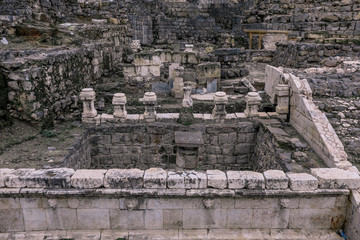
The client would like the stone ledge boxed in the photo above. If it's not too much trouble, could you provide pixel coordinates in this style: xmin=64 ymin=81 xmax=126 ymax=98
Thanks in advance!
xmin=0 ymin=229 xmax=344 ymax=240
xmin=0 ymin=167 xmax=356 ymax=192
xmin=311 ymin=168 xmax=360 ymax=189
xmin=0 ymin=188 xmax=349 ymax=198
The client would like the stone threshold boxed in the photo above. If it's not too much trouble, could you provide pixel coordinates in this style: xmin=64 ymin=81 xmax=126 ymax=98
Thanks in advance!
xmin=0 ymin=229 xmax=343 ymax=240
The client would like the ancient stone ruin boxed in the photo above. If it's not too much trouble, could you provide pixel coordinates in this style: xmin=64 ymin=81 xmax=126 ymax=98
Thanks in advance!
xmin=0 ymin=0 xmax=360 ymax=239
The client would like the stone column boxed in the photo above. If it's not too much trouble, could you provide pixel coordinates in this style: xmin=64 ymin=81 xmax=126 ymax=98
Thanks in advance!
xmin=182 ymin=86 xmax=193 ymax=108
xmin=276 ymin=84 xmax=290 ymax=114
xmin=212 ymin=91 xmax=228 ymax=118
xmin=245 ymin=92 xmax=262 ymax=117
xmin=79 ymin=88 xmax=97 ymax=123
xmin=112 ymin=93 xmax=127 ymax=120
xmin=141 ymin=92 xmax=157 ymax=121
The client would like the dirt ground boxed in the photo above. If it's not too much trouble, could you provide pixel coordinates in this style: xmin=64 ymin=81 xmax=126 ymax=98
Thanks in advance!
xmin=0 ymin=120 xmax=84 ymax=169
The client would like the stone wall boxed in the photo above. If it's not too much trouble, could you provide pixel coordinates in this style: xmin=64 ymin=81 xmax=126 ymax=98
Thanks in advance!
xmin=272 ymin=42 xmax=360 ymax=69
xmin=264 ymin=65 xmax=352 ymax=170
xmin=64 ymin=122 xmax=258 ymax=170
xmin=243 ymin=0 xmax=360 ymax=42
xmin=1 ymin=167 xmax=359 ymax=237
xmin=345 ymin=190 xmax=360 ymax=240
xmin=251 ymin=121 xmax=285 ymax=172
xmin=1 ymin=43 xmax=122 ymax=121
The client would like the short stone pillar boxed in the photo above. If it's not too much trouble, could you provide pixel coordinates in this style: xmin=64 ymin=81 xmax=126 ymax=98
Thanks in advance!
xmin=212 ymin=91 xmax=228 ymax=118
xmin=79 ymin=88 xmax=97 ymax=123
xmin=141 ymin=92 xmax=157 ymax=120
xmin=175 ymin=131 xmax=204 ymax=169
xmin=130 ymin=40 xmax=141 ymax=52
xmin=275 ymin=84 xmax=290 ymax=114
xmin=245 ymin=92 xmax=262 ymax=117
xmin=182 ymin=86 xmax=193 ymax=108
xmin=184 ymin=44 xmax=194 ymax=52
xmin=112 ymin=93 xmax=127 ymax=120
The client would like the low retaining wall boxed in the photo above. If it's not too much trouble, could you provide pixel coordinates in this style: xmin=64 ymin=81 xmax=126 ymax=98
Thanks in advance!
xmin=1 ymin=167 xmax=359 ymax=234
xmin=264 ymin=65 xmax=352 ymax=170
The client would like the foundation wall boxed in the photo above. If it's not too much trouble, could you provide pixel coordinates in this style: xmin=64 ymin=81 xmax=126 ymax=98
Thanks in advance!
xmin=65 ymin=122 xmax=259 ymax=170
xmin=0 ymin=167 xmax=353 ymax=234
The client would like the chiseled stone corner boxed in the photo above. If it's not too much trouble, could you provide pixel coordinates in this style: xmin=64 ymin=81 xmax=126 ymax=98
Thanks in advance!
xmin=184 ymin=171 xmax=207 ymax=189
xmin=167 ymin=171 xmax=185 ymax=189
xmin=286 ymin=173 xmax=318 ymax=191
xmin=226 ymin=171 xmax=245 ymax=189
xmin=241 ymin=171 xmax=265 ymax=189
xmin=264 ymin=170 xmax=289 ymax=190
xmin=25 ymin=168 xmax=75 ymax=188
xmin=311 ymin=168 xmax=360 ymax=189
xmin=207 ymin=170 xmax=227 ymax=189
xmin=0 ymin=168 xmax=13 ymax=187
xmin=144 ymin=168 xmax=167 ymax=189
xmin=4 ymin=168 xmax=35 ymax=188
xmin=71 ymin=170 xmax=107 ymax=189
xmin=104 ymin=169 xmax=144 ymax=188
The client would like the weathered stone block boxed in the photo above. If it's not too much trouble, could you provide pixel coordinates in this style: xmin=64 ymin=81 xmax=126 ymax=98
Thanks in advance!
xmin=144 ymin=168 xmax=167 ymax=188
xmin=311 ymin=168 xmax=360 ymax=189
xmin=167 ymin=171 xmax=185 ymax=189
xmin=23 ymin=208 xmax=47 ymax=231
xmin=287 ymin=173 xmax=318 ymax=191
xmin=77 ymin=209 xmax=110 ymax=230
xmin=25 ymin=168 xmax=75 ymax=188
xmin=299 ymin=197 xmax=336 ymax=209
xmin=289 ymin=208 xmax=344 ymax=229
xmin=183 ymin=209 xmax=226 ymax=229
xmin=145 ymin=210 xmax=163 ymax=230
xmin=252 ymin=209 xmax=290 ymax=228
xmin=207 ymin=170 xmax=227 ymax=189
xmin=264 ymin=170 xmax=289 ymax=190
xmin=0 ymin=198 xmax=21 ymax=209
xmin=110 ymin=210 xmax=144 ymax=230
xmin=20 ymin=198 xmax=42 ymax=209
xmin=45 ymin=208 xmax=77 ymax=230
xmin=71 ymin=170 xmax=107 ymax=189
xmin=0 ymin=168 xmax=12 ymax=187
xmin=184 ymin=171 xmax=207 ymax=189
xmin=104 ymin=169 xmax=144 ymax=189
xmin=227 ymin=171 xmax=246 ymax=189
xmin=226 ymin=209 xmax=252 ymax=228
xmin=241 ymin=171 xmax=265 ymax=189
xmin=163 ymin=209 xmax=183 ymax=229
xmin=4 ymin=168 xmax=35 ymax=188
xmin=0 ymin=209 xmax=25 ymax=232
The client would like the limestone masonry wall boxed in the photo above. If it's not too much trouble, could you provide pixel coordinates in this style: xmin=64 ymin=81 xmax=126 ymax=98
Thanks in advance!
xmin=272 ymin=42 xmax=360 ymax=69
xmin=64 ymin=122 xmax=258 ymax=170
xmin=0 ymin=43 xmax=121 ymax=121
xmin=1 ymin=167 xmax=359 ymax=234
